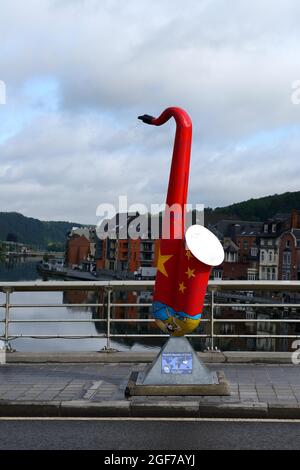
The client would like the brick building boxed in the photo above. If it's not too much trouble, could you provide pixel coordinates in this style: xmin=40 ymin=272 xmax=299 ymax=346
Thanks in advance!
xmin=66 ymin=234 xmax=91 ymax=266
xmin=210 ymin=220 xmax=262 ymax=280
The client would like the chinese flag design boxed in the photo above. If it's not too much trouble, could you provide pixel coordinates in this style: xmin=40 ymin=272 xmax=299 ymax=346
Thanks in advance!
xmin=154 ymin=238 xmax=211 ymax=317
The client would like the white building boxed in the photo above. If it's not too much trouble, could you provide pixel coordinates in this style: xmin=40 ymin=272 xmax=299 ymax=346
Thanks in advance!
xmin=259 ymin=221 xmax=282 ymax=280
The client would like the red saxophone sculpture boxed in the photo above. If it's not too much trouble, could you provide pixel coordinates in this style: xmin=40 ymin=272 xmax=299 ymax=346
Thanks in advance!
xmin=139 ymin=107 xmax=224 ymax=336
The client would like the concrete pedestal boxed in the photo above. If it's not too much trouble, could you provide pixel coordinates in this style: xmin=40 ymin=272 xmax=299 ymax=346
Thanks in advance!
xmin=125 ymin=337 xmax=230 ymax=396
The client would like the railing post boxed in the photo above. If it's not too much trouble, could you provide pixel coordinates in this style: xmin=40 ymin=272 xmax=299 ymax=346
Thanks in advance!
xmin=210 ymin=288 xmax=216 ymax=350
xmin=105 ymin=288 xmax=112 ymax=350
xmin=3 ymin=288 xmax=11 ymax=351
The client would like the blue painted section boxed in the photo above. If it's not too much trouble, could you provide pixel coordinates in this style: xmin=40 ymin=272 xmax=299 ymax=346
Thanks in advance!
xmin=152 ymin=301 xmax=202 ymax=322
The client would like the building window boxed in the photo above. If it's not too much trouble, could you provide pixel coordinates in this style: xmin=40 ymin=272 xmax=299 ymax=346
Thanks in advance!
xmin=261 ymin=250 xmax=265 ymax=262
xmin=264 ymin=224 xmax=268 ymax=233
xmin=243 ymin=240 xmax=248 ymax=249
xmin=269 ymin=252 xmax=273 ymax=262
xmin=250 ymin=247 xmax=258 ymax=256
xmin=214 ymin=270 xmax=222 ymax=279
xmin=225 ymin=251 xmax=236 ymax=262
xmin=272 ymin=224 xmax=276 ymax=233
xmin=286 ymin=240 xmax=290 ymax=248
xmin=283 ymin=252 xmax=291 ymax=265
xmin=262 ymin=267 xmax=268 ymax=280
xmin=268 ymin=239 xmax=272 ymax=246
xmin=265 ymin=267 xmax=276 ymax=280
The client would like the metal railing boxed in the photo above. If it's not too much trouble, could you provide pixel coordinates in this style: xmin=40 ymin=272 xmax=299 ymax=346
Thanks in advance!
xmin=1 ymin=280 xmax=300 ymax=351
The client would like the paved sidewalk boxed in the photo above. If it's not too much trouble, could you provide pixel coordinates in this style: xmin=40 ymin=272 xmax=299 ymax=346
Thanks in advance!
xmin=1 ymin=363 xmax=300 ymax=418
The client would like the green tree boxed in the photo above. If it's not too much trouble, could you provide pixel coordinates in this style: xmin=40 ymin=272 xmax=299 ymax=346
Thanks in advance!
xmin=6 ymin=232 xmax=18 ymax=243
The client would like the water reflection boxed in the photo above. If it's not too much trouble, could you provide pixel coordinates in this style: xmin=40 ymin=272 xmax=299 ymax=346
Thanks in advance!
xmin=0 ymin=256 xmax=42 ymax=282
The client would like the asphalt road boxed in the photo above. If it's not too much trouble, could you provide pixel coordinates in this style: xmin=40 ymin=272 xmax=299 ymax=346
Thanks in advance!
xmin=0 ymin=418 xmax=300 ymax=450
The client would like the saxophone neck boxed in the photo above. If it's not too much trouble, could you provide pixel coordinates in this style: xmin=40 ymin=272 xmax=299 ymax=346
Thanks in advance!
xmin=138 ymin=107 xmax=193 ymax=239
xmin=138 ymin=107 xmax=192 ymax=129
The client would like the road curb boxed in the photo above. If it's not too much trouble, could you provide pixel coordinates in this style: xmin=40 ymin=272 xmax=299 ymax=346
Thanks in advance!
xmin=0 ymin=401 xmax=60 ymax=417
xmin=199 ymin=401 xmax=268 ymax=418
xmin=268 ymin=403 xmax=300 ymax=419
xmin=60 ymin=400 xmax=130 ymax=417
xmin=1 ymin=400 xmax=300 ymax=419
xmin=130 ymin=400 xmax=200 ymax=417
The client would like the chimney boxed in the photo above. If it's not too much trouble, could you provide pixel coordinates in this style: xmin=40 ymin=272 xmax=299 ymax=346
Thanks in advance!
xmin=291 ymin=209 xmax=299 ymax=229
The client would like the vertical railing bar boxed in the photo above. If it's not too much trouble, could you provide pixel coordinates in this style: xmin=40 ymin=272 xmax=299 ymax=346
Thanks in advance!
xmin=106 ymin=288 xmax=112 ymax=350
xmin=4 ymin=289 xmax=11 ymax=351
xmin=211 ymin=289 xmax=215 ymax=349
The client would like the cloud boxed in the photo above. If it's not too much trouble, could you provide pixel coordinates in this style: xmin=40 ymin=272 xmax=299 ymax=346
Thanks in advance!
xmin=0 ymin=0 xmax=300 ymax=222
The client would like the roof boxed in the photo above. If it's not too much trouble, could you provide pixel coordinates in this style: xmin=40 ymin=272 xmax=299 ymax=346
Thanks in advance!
xmin=292 ymin=229 xmax=300 ymax=241
xmin=224 ymin=245 xmax=238 ymax=253
xmin=267 ymin=212 xmax=290 ymax=222
xmin=212 ymin=220 xmax=262 ymax=238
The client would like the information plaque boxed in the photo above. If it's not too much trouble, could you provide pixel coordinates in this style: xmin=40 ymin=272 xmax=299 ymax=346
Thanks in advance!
xmin=161 ymin=352 xmax=193 ymax=375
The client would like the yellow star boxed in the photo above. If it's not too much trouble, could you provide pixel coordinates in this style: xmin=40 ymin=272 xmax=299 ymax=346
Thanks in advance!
xmin=185 ymin=250 xmax=192 ymax=260
xmin=156 ymin=247 xmax=173 ymax=277
xmin=185 ymin=267 xmax=195 ymax=279
xmin=178 ymin=281 xmax=187 ymax=294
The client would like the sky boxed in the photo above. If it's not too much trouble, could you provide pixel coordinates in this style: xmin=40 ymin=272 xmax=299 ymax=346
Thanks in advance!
xmin=0 ymin=0 xmax=300 ymax=224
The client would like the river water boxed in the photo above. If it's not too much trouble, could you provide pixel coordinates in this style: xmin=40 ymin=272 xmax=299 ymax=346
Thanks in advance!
xmin=0 ymin=257 xmax=165 ymax=352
